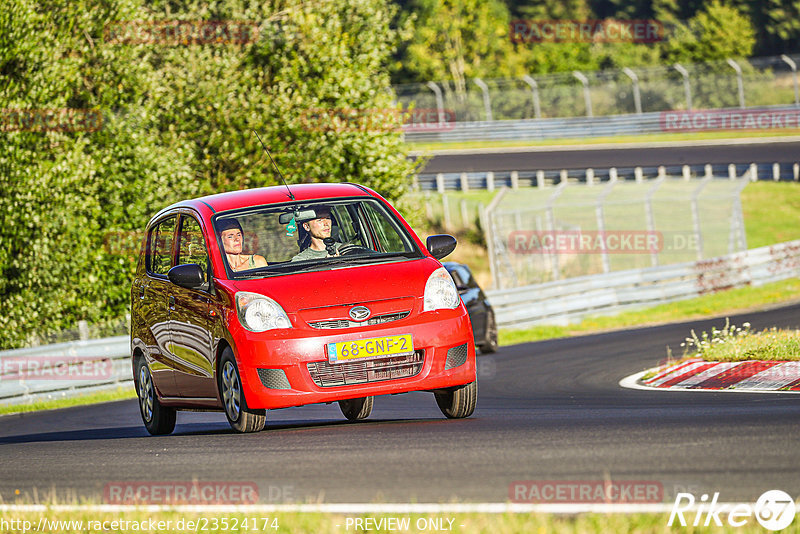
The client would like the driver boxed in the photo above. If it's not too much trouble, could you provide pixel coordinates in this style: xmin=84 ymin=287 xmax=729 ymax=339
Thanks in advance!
xmin=218 ymin=218 xmax=268 ymax=271
xmin=291 ymin=206 xmax=340 ymax=261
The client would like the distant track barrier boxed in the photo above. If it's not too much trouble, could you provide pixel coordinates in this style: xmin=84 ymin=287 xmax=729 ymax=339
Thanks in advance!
xmin=486 ymin=240 xmax=800 ymax=328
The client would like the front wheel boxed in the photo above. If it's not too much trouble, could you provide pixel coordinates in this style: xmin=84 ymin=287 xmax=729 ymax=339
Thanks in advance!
xmin=435 ymin=380 xmax=477 ymax=419
xmin=136 ymin=357 xmax=176 ymax=435
xmin=339 ymin=396 xmax=374 ymax=421
xmin=219 ymin=348 xmax=266 ymax=433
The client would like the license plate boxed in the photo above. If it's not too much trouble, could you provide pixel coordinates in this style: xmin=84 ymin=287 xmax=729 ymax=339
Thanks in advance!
xmin=327 ymin=334 xmax=414 ymax=364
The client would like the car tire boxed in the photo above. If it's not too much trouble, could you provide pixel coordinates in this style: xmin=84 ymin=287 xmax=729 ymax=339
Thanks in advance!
xmin=219 ymin=348 xmax=266 ymax=433
xmin=435 ymin=380 xmax=477 ymax=419
xmin=479 ymin=310 xmax=498 ymax=354
xmin=136 ymin=357 xmax=176 ymax=436
xmin=338 ymin=396 xmax=374 ymax=421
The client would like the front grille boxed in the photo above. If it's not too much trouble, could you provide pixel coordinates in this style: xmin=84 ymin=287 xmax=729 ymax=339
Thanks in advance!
xmin=257 ymin=368 xmax=291 ymax=390
xmin=307 ymin=350 xmax=424 ymax=387
xmin=444 ymin=343 xmax=468 ymax=370
xmin=308 ymin=311 xmax=410 ymax=330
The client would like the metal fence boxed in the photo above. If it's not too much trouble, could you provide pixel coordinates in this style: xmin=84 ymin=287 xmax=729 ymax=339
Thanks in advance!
xmin=396 ymin=54 xmax=800 ymax=142
xmin=484 ymin=170 xmax=751 ymax=289
xmin=485 ymin=239 xmax=800 ymax=328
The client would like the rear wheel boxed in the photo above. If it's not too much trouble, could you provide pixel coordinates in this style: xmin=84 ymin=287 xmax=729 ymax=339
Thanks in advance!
xmin=339 ymin=396 xmax=374 ymax=421
xmin=219 ymin=348 xmax=266 ymax=433
xmin=479 ymin=311 xmax=498 ymax=354
xmin=136 ymin=358 xmax=176 ymax=435
xmin=435 ymin=380 xmax=477 ymax=419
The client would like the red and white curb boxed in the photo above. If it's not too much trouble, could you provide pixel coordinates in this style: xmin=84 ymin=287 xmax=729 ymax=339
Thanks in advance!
xmin=620 ymin=358 xmax=800 ymax=394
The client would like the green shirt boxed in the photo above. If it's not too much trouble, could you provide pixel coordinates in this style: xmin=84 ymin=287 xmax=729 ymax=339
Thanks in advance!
xmin=291 ymin=242 xmax=340 ymax=262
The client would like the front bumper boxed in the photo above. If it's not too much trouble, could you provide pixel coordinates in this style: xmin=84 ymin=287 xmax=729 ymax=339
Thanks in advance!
xmin=229 ymin=308 xmax=476 ymax=410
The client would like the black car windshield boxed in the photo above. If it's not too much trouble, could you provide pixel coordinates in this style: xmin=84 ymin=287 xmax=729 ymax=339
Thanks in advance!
xmin=213 ymin=198 xmax=422 ymax=278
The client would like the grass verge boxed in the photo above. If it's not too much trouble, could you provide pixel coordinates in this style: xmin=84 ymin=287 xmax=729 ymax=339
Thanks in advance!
xmin=406 ymin=130 xmax=800 ymax=153
xmin=678 ymin=320 xmax=800 ymax=362
xmin=500 ymin=278 xmax=800 ymax=347
xmin=0 ymin=508 xmax=789 ymax=533
xmin=0 ymin=386 xmax=135 ymax=416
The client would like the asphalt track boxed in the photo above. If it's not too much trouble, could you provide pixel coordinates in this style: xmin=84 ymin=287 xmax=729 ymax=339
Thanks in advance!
xmin=2 ymin=303 xmax=800 ymax=504
xmin=416 ymin=139 xmax=800 ymax=173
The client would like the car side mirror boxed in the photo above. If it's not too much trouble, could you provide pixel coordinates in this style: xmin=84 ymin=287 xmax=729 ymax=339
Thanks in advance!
xmin=426 ymin=234 xmax=457 ymax=260
xmin=168 ymin=264 xmax=205 ymax=290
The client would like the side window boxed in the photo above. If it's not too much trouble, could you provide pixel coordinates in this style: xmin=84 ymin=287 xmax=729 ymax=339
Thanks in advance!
xmin=361 ymin=203 xmax=405 ymax=253
xmin=177 ymin=215 xmax=209 ymax=281
xmin=149 ymin=216 xmax=176 ymax=276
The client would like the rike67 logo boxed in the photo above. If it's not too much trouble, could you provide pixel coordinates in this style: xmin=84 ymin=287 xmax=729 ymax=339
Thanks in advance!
xmin=669 ymin=490 xmax=797 ymax=530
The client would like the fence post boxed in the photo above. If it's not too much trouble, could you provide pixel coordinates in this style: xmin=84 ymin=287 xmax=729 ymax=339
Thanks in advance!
xmin=460 ymin=172 xmax=469 ymax=192
xmin=658 ymin=166 xmax=667 ymax=179
xmin=623 ymin=67 xmax=642 ymax=114
xmin=726 ymin=58 xmax=746 ymax=109
xmin=794 ymin=163 xmax=799 ymax=181
xmin=78 ymin=320 xmax=89 ymax=341
xmin=781 ymin=55 xmax=799 ymax=106
xmin=750 ymin=163 xmax=758 ymax=181
xmin=673 ymin=63 xmax=692 ymax=111
xmin=691 ymin=176 xmax=712 ymax=260
xmin=510 ymin=171 xmax=519 ymax=189
xmin=426 ymin=81 xmax=446 ymax=126
xmin=609 ymin=167 xmax=618 ymax=182
xmin=536 ymin=170 xmax=545 ymax=188
xmin=773 ymin=163 xmax=781 ymax=181
xmin=560 ymin=169 xmax=568 ymax=184
xmin=586 ymin=168 xmax=594 ymax=186
xmin=436 ymin=173 xmax=445 ymax=194
xmin=474 ymin=78 xmax=493 ymax=122
xmin=573 ymin=71 xmax=593 ymax=117
xmin=460 ymin=200 xmax=469 ymax=228
xmin=634 ymin=167 xmax=643 ymax=183
xmin=522 ymin=75 xmax=542 ymax=119
xmin=442 ymin=193 xmax=452 ymax=231
xmin=728 ymin=164 xmax=737 ymax=180
xmin=486 ymin=171 xmax=495 ymax=192
xmin=682 ymin=165 xmax=691 ymax=181
xmin=705 ymin=164 xmax=713 ymax=179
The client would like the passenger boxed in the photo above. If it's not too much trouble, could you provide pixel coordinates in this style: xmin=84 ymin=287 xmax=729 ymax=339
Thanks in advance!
xmin=217 ymin=219 xmax=267 ymax=271
xmin=291 ymin=206 xmax=340 ymax=261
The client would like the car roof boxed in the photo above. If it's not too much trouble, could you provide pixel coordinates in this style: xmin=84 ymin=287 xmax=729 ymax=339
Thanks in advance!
xmin=149 ymin=183 xmax=377 ymax=224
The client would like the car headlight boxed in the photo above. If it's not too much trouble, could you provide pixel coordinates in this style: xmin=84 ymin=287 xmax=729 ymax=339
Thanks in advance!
xmin=235 ymin=291 xmax=292 ymax=332
xmin=423 ymin=267 xmax=460 ymax=312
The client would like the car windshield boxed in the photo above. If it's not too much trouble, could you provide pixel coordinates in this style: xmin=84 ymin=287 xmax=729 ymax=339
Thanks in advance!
xmin=213 ymin=197 xmax=422 ymax=278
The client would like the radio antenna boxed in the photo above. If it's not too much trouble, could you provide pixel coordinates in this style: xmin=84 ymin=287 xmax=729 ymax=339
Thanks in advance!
xmin=253 ymin=130 xmax=295 ymax=201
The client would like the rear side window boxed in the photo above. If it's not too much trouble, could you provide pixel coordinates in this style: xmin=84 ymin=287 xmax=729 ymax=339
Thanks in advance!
xmin=148 ymin=216 xmax=176 ymax=276
xmin=177 ymin=215 xmax=209 ymax=281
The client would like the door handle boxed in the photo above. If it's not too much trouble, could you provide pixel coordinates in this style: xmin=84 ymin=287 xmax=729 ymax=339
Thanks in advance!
xmin=168 ymin=295 xmax=176 ymax=310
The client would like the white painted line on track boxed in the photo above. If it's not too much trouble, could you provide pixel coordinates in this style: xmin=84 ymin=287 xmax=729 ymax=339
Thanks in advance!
xmin=0 ymin=502 xmax=745 ymax=514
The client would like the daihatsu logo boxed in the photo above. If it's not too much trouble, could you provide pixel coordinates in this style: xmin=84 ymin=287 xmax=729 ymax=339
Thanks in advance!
xmin=349 ymin=306 xmax=371 ymax=321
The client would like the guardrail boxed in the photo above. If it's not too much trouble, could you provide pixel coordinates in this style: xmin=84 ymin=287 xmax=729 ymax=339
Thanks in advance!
xmin=414 ymin=162 xmax=800 ymax=192
xmin=0 ymin=336 xmax=131 ymax=406
xmin=486 ymin=240 xmax=800 ymax=328
xmin=403 ymin=104 xmax=800 ymax=143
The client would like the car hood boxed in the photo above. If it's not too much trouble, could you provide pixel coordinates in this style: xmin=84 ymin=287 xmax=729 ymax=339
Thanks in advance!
xmin=223 ymin=257 xmax=441 ymax=314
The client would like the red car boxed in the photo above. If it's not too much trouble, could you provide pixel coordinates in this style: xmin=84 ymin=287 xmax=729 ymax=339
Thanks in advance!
xmin=130 ymin=183 xmax=477 ymax=434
